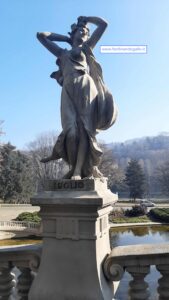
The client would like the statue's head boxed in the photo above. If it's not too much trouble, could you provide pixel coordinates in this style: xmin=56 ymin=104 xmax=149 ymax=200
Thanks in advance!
xmin=68 ymin=21 xmax=90 ymax=45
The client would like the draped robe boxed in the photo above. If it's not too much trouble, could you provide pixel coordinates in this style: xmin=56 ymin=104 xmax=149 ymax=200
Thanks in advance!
xmin=50 ymin=43 xmax=117 ymax=177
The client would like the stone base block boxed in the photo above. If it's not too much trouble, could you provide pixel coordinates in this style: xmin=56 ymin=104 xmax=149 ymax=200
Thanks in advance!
xmin=29 ymin=178 xmax=117 ymax=300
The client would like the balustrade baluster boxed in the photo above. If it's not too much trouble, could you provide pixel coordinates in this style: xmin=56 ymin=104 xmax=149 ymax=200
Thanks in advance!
xmin=17 ymin=267 xmax=34 ymax=300
xmin=126 ymin=265 xmax=150 ymax=300
xmin=0 ymin=267 xmax=16 ymax=299
xmin=156 ymin=264 xmax=169 ymax=300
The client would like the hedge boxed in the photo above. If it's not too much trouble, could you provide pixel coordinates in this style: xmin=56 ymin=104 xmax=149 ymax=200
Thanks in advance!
xmin=15 ymin=212 xmax=41 ymax=223
xmin=149 ymin=208 xmax=169 ymax=222
xmin=125 ymin=205 xmax=145 ymax=217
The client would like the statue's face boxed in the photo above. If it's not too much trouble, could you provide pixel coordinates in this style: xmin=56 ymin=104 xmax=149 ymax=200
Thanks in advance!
xmin=73 ymin=26 xmax=89 ymax=45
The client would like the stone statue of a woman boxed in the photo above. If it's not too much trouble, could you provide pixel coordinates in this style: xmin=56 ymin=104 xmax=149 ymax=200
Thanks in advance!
xmin=37 ymin=16 xmax=117 ymax=179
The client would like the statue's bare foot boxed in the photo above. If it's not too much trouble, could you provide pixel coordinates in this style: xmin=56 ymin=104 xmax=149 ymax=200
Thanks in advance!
xmin=71 ymin=172 xmax=81 ymax=180
xmin=71 ymin=175 xmax=81 ymax=180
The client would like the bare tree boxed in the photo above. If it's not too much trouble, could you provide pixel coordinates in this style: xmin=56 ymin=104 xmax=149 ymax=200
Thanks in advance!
xmin=99 ymin=143 xmax=125 ymax=192
xmin=27 ymin=132 xmax=68 ymax=189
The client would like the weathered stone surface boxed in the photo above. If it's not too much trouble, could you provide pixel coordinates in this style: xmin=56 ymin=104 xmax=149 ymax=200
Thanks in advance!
xmin=157 ymin=264 xmax=169 ymax=300
xmin=37 ymin=16 xmax=117 ymax=179
xmin=127 ymin=265 xmax=150 ymax=300
xmin=0 ymin=268 xmax=16 ymax=299
xmin=31 ymin=178 xmax=117 ymax=208
xmin=29 ymin=179 xmax=115 ymax=300
xmin=44 ymin=178 xmax=107 ymax=191
xmin=0 ymin=244 xmax=41 ymax=299
xmin=103 ymin=243 xmax=169 ymax=299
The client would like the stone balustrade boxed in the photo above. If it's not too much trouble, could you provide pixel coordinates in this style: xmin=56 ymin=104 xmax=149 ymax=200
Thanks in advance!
xmin=0 ymin=244 xmax=41 ymax=299
xmin=0 ymin=221 xmax=42 ymax=239
xmin=1 ymin=240 xmax=169 ymax=299
xmin=0 ymin=221 xmax=40 ymax=230
xmin=104 ymin=243 xmax=169 ymax=300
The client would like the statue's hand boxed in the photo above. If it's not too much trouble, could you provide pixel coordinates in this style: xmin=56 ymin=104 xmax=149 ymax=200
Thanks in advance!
xmin=77 ymin=16 xmax=87 ymax=25
xmin=37 ymin=31 xmax=51 ymax=38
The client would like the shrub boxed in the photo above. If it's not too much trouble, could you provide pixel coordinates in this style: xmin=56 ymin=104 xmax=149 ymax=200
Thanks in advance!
xmin=149 ymin=208 xmax=169 ymax=222
xmin=125 ymin=205 xmax=145 ymax=217
xmin=15 ymin=212 xmax=41 ymax=223
xmin=109 ymin=208 xmax=126 ymax=222
xmin=110 ymin=208 xmax=125 ymax=218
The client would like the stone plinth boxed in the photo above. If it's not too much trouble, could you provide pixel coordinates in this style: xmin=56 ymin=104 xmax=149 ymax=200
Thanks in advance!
xmin=29 ymin=178 xmax=117 ymax=300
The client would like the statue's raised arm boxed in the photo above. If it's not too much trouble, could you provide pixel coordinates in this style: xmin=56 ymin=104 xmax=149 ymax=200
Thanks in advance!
xmin=78 ymin=16 xmax=108 ymax=49
xmin=37 ymin=32 xmax=71 ymax=57
xmin=37 ymin=16 xmax=118 ymax=180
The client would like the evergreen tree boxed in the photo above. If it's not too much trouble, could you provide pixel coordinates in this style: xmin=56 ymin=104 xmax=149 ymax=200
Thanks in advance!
xmin=125 ymin=159 xmax=145 ymax=201
xmin=157 ymin=161 xmax=169 ymax=196
xmin=0 ymin=143 xmax=35 ymax=203
xmin=0 ymin=120 xmax=4 ymax=167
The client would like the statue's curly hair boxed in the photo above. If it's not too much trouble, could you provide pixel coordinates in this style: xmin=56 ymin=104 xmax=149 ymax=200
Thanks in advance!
xmin=68 ymin=22 xmax=90 ymax=43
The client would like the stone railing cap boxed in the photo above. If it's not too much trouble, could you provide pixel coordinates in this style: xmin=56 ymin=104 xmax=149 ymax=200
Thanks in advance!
xmin=110 ymin=243 xmax=169 ymax=258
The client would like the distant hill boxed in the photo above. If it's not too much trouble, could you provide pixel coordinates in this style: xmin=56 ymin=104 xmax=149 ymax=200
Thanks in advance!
xmin=108 ymin=134 xmax=169 ymax=194
xmin=109 ymin=133 xmax=169 ymax=148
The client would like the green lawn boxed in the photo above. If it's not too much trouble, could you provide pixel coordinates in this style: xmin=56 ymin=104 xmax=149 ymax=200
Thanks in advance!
xmin=110 ymin=215 xmax=150 ymax=224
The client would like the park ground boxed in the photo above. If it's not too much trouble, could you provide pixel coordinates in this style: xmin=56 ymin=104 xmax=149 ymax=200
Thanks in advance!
xmin=0 ymin=198 xmax=169 ymax=222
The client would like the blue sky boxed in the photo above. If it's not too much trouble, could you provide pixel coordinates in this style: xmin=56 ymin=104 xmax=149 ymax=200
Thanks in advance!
xmin=1 ymin=0 xmax=169 ymax=149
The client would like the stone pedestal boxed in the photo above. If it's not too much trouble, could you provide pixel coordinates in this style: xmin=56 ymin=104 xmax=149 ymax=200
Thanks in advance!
xmin=29 ymin=178 xmax=117 ymax=300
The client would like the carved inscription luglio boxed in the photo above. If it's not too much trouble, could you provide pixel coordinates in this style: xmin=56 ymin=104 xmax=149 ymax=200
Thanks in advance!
xmin=54 ymin=181 xmax=84 ymax=190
